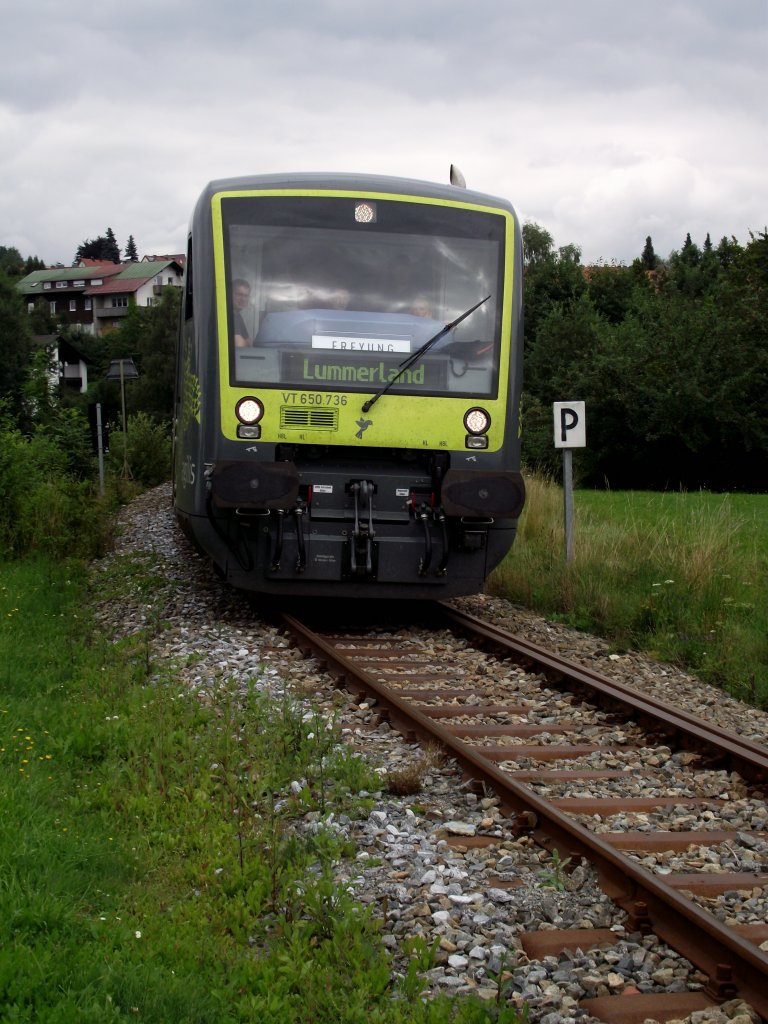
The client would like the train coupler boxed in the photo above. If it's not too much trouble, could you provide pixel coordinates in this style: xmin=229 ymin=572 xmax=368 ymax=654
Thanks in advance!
xmin=347 ymin=480 xmax=377 ymax=578
xmin=414 ymin=502 xmax=450 ymax=577
xmin=416 ymin=503 xmax=432 ymax=576
xmin=293 ymin=501 xmax=307 ymax=573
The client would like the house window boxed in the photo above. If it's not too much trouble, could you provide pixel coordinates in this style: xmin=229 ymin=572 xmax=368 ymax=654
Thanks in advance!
xmin=49 ymin=301 xmax=56 ymax=315
xmin=84 ymin=298 xmax=92 ymax=311
xmin=73 ymin=280 xmax=85 ymax=287
xmin=146 ymin=297 xmax=154 ymax=306
xmin=55 ymin=281 xmax=68 ymax=289
xmin=69 ymin=299 xmax=77 ymax=312
xmin=28 ymin=302 xmax=34 ymax=313
xmin=111 ymin=296 xmax=129 ymax=307
xmin=43 ymin=282 xmax=51 ymax=290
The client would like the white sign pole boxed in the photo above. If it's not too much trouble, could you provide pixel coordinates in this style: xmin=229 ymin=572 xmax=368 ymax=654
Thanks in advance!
xmin=553 ymin=402 xmax=586 ymax=563
xmin=563 ymin=448 xmax=574 ymax=562
xmin=96 ymin=402 xmax=105 ymax=497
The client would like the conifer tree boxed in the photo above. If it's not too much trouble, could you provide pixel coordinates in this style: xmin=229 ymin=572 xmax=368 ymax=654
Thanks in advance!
xmin=641 ymin=235 xmax=657 ymax=270
xmin=124 ymin=235 xmax=139 ymax=261
xmin=104 ymin=227 xmax=121 ymax=263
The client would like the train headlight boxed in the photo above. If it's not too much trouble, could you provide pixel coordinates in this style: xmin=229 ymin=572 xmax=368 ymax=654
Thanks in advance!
xmin=464 ymin=407 xmax=490 ymax=434
xmin=236 ymin=397 xmax=264 ymax=425
xmin=354 ymin=201 xmax=376 ymax=223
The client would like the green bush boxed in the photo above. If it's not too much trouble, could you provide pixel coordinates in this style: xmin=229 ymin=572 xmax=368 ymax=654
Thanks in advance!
xmin=0 ymin=414 xmax=113 ymax=560
xmin=107 ymin=411 xmax=171 ymax=486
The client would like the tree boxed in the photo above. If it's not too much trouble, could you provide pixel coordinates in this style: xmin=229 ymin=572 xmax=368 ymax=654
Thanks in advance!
xmin=715 ymin=235 xmax=742 ymax=269
xmin=521 ymin=223 xmax=585 ymax=348
xmin=29 ymin=297 xmax=56 ymax=335
xmin=521 ymin=222 xmax=554 ymax=268
xmin=668 ymin=233 xmax=718 ymax=298
xmin=641 ymin=235 xmax=657 ymax=270
xmin=0 ymin=245 xmax=25 ymax=276
xmin=104 ymin=228 xmax=121 ymax=263
xmin=0 ymin=273 xmax=33 ymax=424
xmin=124 ymin=235 xmax=139 ymax=262
xmin=679 ymin=232 xmax=701 ymax=267
xmin=100 ymin=286 xmax=181 ymax=425
xmin=585 ymin=265 xmax=635 ymax=324
xmin=75 ymin=228 xmax=122 ymax=264
xmin=24 ymin=255 xmax=45 ymax=274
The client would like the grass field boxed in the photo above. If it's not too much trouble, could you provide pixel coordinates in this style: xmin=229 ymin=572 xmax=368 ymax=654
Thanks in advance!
xmin=0 ymin=556 xmax=525 ymax=1023
xmin=490 ymin=476 xmax=768 ymax=707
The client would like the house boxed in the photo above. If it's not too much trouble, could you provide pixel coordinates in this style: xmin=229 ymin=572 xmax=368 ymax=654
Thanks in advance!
xmin=88 ymin=259 xmax=184 ymax=334
xmin=57 ymin=336 xmax=90 ymax=392
xmin=16 ymin=257 xmax=184 ymax=336
xmin=32 ymin=334 xmax=91 ymax=395
xmin=17 ymin=260 xmax=123 ymax=333
xmin=141 ymin=253 xmax=185 ymax=264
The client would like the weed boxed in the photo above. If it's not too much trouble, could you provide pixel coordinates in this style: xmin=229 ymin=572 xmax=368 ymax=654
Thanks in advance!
xmin=386 ymin=746 xmax=444 ymax=796
xmin=537 ymin=848 xmax=572 ymax=890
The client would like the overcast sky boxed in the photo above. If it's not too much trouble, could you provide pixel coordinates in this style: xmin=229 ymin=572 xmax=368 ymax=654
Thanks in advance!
xmin=1 ymin=0 xmax=765 ymax=267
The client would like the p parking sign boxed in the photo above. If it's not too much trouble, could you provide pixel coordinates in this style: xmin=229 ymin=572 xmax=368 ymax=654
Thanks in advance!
xmin=553 ymin=402 xmax=586 ymax=448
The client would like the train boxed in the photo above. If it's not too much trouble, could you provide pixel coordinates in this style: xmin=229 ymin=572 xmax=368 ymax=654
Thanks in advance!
xmin=172 ymin=171 xmax=525 ymax=599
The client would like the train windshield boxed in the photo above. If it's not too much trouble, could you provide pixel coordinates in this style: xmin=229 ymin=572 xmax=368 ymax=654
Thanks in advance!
xmin=221 ymin=194 xmax=507 ymax=399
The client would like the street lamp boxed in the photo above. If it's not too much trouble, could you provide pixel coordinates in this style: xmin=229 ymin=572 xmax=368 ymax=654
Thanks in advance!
xmin=106 ymin=358 xmax=139 ymax=479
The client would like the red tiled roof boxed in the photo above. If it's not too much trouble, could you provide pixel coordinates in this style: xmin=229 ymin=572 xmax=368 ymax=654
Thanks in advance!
xmin=87 ymin=276 xmax=147 ymax=295
xmin=142 ymin=254 xmax=185 ymax=263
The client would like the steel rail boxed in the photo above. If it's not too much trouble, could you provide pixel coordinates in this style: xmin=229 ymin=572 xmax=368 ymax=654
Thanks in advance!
xmin=280 ymin=610 xmax=768 ymax=1018
xmin=439 ymin=603 xmax=768 ymax=784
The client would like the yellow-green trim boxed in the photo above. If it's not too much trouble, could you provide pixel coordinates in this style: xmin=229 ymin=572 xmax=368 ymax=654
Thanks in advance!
xmin=212 ymin=188 xmax=517 ymax=452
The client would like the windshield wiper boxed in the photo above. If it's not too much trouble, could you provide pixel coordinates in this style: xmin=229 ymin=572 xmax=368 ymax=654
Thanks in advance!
xmin=361 ymin=295 xmax=491 ymax=414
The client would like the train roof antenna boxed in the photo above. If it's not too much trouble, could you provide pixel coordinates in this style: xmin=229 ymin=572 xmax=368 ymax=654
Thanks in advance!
xmin=450 ymin=164 xmax=467 ymax=187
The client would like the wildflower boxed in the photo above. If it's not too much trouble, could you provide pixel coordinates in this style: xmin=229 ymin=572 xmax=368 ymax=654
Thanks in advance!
xmin=135 ymin=930 xmax=142 ymax=939
xmin=664 ymin=579 xmax=675 ymax=584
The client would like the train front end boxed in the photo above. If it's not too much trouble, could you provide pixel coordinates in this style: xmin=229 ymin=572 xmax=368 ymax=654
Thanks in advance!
xmin=174 ymin=173 xmax=524 ymax=598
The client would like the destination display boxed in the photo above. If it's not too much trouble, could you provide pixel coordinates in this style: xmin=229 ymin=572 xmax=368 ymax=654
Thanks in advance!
xmin=311 ymin=335 xmax=411 ymax=354
xmin=281 ymin=350 xmax=447 ymax=390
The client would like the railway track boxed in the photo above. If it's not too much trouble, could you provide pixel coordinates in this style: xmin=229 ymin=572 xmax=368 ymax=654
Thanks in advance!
xmin=279 ymin=602 xmax=768 ymax=1024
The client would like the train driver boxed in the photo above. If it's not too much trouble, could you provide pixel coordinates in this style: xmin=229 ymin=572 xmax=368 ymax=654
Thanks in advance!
xmin=232 ymin=279 xmax=253 ymax=348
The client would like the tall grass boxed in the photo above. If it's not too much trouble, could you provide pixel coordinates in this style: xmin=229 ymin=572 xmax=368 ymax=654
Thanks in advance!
xmin=490 ymin=474 xmax=767 ymax=706
xmin=0 ymin=414 xmax=116 ymax=560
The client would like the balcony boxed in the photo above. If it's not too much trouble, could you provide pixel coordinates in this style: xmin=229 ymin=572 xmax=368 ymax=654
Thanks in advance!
xmin=93 ymin=303 xmax=129 ymax=318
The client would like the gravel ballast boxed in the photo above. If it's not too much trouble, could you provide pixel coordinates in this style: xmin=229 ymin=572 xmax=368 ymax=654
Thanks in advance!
xmin=90 ymin=484 xmax=765 ymax=1024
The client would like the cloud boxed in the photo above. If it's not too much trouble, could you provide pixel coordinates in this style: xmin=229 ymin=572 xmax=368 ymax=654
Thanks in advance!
xmin=1 ymin=0 xmax=765 ymax=265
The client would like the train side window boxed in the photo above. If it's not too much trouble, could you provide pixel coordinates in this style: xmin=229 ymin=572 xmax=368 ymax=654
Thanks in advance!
xmin=184 ymin=236 xmax=193 ymax=321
